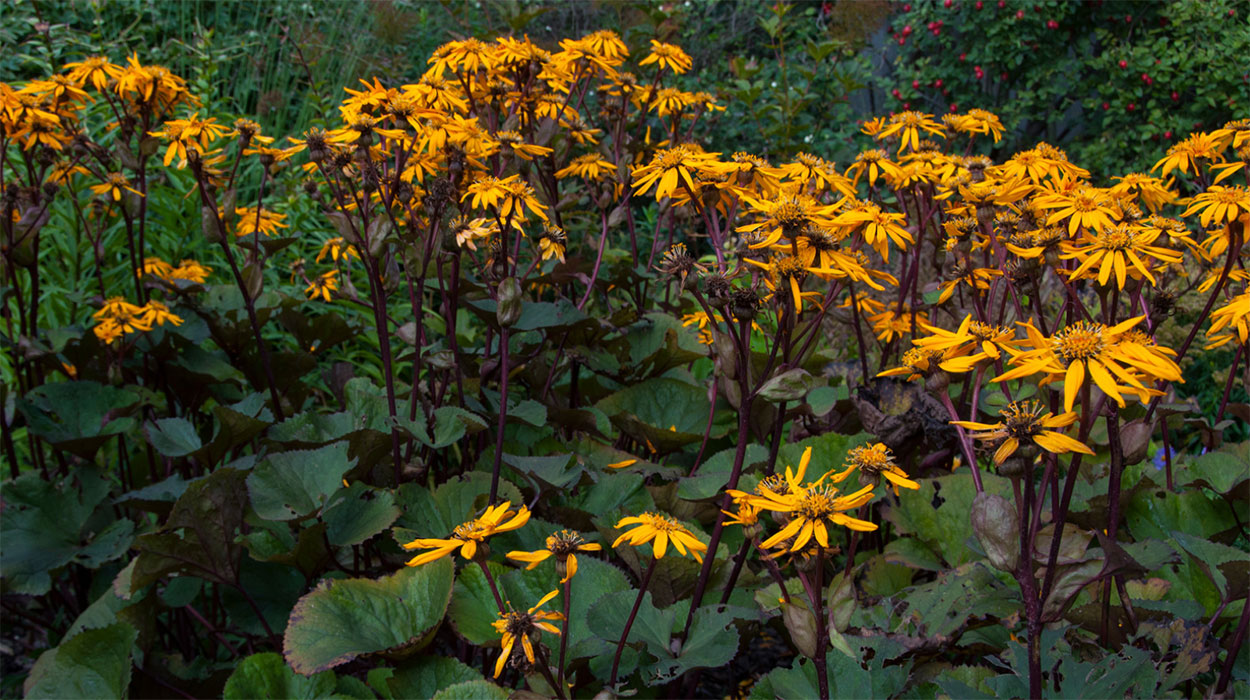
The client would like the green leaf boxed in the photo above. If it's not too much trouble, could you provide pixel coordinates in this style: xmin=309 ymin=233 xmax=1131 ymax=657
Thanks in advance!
xmin=383 ymin=656 xmax=484 ymax=698
xmin=503 ymin=453 xmax=578 ymax=489
xmin=447 ymin=561 xmax=503 ymax=645
xmin=757 ymin=368 xmax=815 ymax=403
xmin=283 ymin=557 xmax=454 ymax=674
xmin=596 ymin=377 xmax=713 ymax=452
xmin=430 ymin=680 xmax=509 ymax=700
xmin=887 ymin=562 xmax=1018 ymax=638
xmin=24 ymin=622 xmax=137 ymax=699
xmin=754 ymin=635 xmax=909 ymax=700
xmin=586 ymin=589 xmax=671 ymax=672
xmin=1169 ymin=531 xmax=1250 ymax=600
xmin=1124 ymin=484 xmax=1234 ymax=542
xmin=130 ymin=468 xmax=249 ymax=591
xmin=881 ymin=472 xmax=1012 ymax=567
xmin=678 ymin=444 xmax=768 ymax=500
xmin=647 ymin=605 xmax=740 ymax=682
xmin=223 ymin=653 xmax=336 ymax=700
xmin=428 ymin=406 xmax=488 ymax=448
xmin=1180 ymin=441 xmax=1250 ymax=495
xmin=269 ymin=412 xmax=357 ymax=445
xmin=247 ymin=442 xmax=357 ymax=521
xmin=145 ymin=417 xmax=202 ymax=457
xmin=1 ymin=469 xmax=129 ymax=595
xmin=322 ymin=482 xmax=400 ymax=546
xmin=18 ymin=381 xmax=139 ymax=458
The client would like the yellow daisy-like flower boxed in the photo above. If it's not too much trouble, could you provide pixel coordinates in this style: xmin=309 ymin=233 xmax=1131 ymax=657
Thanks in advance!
xmin=876 ymin=111 xmax=946 ymax=154
xmin=638 ymin=40 xmax=692 ymax=74
xmin=88 ymin=172 xmax=142 ymax=201
xmin=1108 ymin=173 xmax=1177 ymax=213
xmin=878 ymin=347 xmax=948 ymax=382
xmin=141 ymin=301 xmax=183 ymax=328
xmin=315 ymin=237 xmax=360 ymax=264
xmin=945 ymin=109 xmax=1005 ymax=143
xmin=994 ymin=317 xmax=1182 ymax=412
xmin=738 ymin=193 xmax=839 ymax=250
xmin=612 ymin=512 xmax=707 ymax=562
xmin=833 ymin=203 xmax=913 ymax=262
xmin=742 ymin=254 xmax=824 ymax=316
xmin=304 ymin=270 xmax=339 ymax=302
xmin=1205 ymin=289 xmax=1250 ymax=349
xmin=632 ymin=145 xmax=731 ymax=201
xmin=952 ymin=400 xmax=1093 ymax=465
xmin=507 ymin=530 xmax=602 ymax=583
xmin=92 ymin=297 xmax=153 ymax=342
xmin=913 ymin=316 xmax=1020 ymax=373
xmin=168 ymin=259 xmax=211 ymax=284
xmin=402 ymin=501 xmax=532 ymax=567
xmin=1033 ymin=185 xmax=1119 ymax=234
xmin=937 ymin=264 xmax=1002 ymax=304
xmin=62 ymin=56 xmax=123 ymax=91
xmin=752 ymin=478 xmax=877 ymax=552
xmin=537 ymin=224 xmax=567 ymax=264
xmin=148 ymin=112 xmax=231 ymax=167
xmin=830 ymin=442 xmax=920 ymax=494
xmin=231 ymin=207 xmax=287 ymax=238
xmin=491 ymin=589 xmax=564 ymax=678
xmin=1180 ymin=185 xmax=1250 ymax=228
xmin=846 ymin=149 xmax=904 ymax=188
xmin=1151 ymin=131 xmax=1226 ymax=178
xmin=1060 ymin=223 xmax=1183 ymax=289
xmin=554 ymin=153 xmax=615 ymax=181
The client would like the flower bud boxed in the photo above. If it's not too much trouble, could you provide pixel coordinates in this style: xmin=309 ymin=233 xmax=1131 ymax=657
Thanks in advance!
xmin=971 ymin=492 xmax=1020 ymax=573
xmin=1119 ymin=419 xmax=1153 ymax=465
xmin=826 ymin=573 xmax=856 ymax=633
xmin=781 ymin=599 xmax=819 ymax=659
xmin=201 ymin=205 xmax=224 ymax=244
xmin=497 ymin=277 xmax=523 ymax=327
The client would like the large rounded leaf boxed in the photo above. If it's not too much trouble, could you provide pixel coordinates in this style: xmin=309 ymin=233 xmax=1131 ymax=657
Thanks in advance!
xmin=223 ymin=653 xmax=335 ymax=699
xmin=283 ymin=557 xmax=454 ymax=675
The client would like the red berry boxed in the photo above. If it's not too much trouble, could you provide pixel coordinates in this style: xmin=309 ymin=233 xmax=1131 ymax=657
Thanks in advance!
xmin=975 ymin=0 xmax=983 ymax=8
xmin=903 ymin=3 xmax=911 ymax=10
xmin=1016 ymin=9 xmax=1024 ymax=18
xmin=1171 ymin=91 xmax=1179 ymax=101
xmin=935 ymin=78 xmax=944 ymax=88
xmin=1118 ymin=59 xmax=1127 ymax=69
xmin=1164 ymin=130 xmax=1172 ymax=139
xmin=1046 ymin=19 xmax=1058 ymax=29
xmin=944 ymin=0 xmax=953 ymax=8
xmin=898 ymin=36 xmax=906 ymax=45
xmin=1124 ymin=14 xmax=1132 ymax=22
xmin=1001 ymin=71 xmax=1008 ymax=80
xmin=1101 ymin=102 xmax=1110 ymax=111
xmin=959 ymin=52 xmax=967 ymax=61
xmin=997 ymin=0 xmax=1005 ymax=7
xmin=892 ymin=88 xmax=902 ymax=98
xmin=949 ymin=103 xmax=958 ymax=112
xmin=1154 ymin=59 xmax=1160 ymax=64
xmin=1140 ymin=72 xmax=1149 ymax=82
xmin=1127 ymin=102 xmax=1136 ymax=111
xmin=912 ymin=79 xmax=921 ymax=89
xmin=1230 ymin=9 xmax=1236 ymax=17
xmin=902 ymin=24 xmax=913 ymax=35
xmin=936 ymin=19 xmax=944 ymax=25
xmin=903 ymin=102 xmax=911 ymax=110
xmin=942 ymin=88 xmax=950 ymax=96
